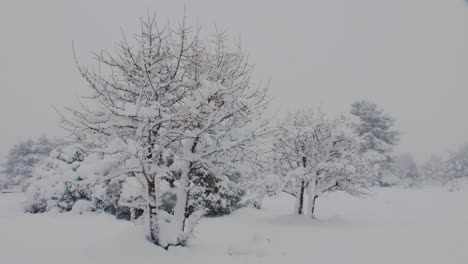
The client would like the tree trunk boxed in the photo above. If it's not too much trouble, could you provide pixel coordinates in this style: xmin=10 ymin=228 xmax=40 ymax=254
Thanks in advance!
xmin=130 ymin=207 xmax=135 ymax=222
xmin=147 ymin=179 xmax=159 ymax=245
xmin=171 ymin=161 xmax=191 ymax=245
xmin=310 ymin=195 xmax=318 ymax=217
xmin=296 ymin=180 xmax=306 ymax=215
xmin=296 ymin=156 xmax=307 ymax=215
xmin=307 ymin=179 xmax=318 ymax=218
xmin=174 ymin=173 xmax=189 ymax=232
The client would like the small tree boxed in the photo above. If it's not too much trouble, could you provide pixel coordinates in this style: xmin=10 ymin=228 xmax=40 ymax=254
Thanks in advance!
xmin=269 ymin=109 xmax=375 ymax=217
xmin=65 ymin=14 xmax=269 ymax=248
xmin=446 ymin=144 xmax=468 ymax=180
xmin=350 ymin=100 xmax=399 ymax=186
xmin=1 ymin=136 xmax=58 ymax=191
xmin=393 ymin=153 xmax=422 ymax=187
xmin=421 ymin=155 xmax=445 ymax=184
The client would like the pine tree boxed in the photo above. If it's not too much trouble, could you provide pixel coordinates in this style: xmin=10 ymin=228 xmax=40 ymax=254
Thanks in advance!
xmin=350 ymin=100 xmax=400 ymax=186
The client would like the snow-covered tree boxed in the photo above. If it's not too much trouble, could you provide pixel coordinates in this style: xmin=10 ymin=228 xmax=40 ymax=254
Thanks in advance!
xmin=420 ymin=155 xmax=446 ymax=185
xmin=268 ymin=109 xmax=376 ymax=217
xmin=392 ymin=153 xmax=421 ymax=187
xmin=350 ymin=100 xmax=399 ymax=186
xmin=64 ymin=15 xmax=269 ymax=248
xmin=0 ymin=136 xmax=58 ymax=191
xmin=445 ymin=144 xmax=468 ymax=180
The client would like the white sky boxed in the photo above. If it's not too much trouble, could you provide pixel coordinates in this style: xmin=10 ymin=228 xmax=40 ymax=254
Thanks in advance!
xmin=1 ymin=0 xmax=467 ymax=162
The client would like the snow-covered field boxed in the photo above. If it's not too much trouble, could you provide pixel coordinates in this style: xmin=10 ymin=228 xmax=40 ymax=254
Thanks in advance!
xmin=1 ymin=187 xmax=467 ymax=264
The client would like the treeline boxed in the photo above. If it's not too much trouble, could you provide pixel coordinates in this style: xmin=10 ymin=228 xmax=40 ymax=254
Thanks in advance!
xmin=1 ymin=14 xmax=466 ymax=249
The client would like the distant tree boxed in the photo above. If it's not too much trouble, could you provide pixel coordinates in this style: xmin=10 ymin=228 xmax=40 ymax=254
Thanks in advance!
xmin=445 ymin=144 xmax=468 ymax=180
xmin=350 ymin=100 xmax=400 ymax=186
xmin=0 ymin=136 xmax=58 ymax=191
xmin=63 ymin=14 xmax=269 ymax=248
xmin=393 ymin=153 xmax=422 ymax=187
xmin=420 ymin=155 xmax=445 ymax=184
xmin=268 ymin=109 xmax=376 ymax=217
xmin=25 ymin=144 xmax=91 ymax=213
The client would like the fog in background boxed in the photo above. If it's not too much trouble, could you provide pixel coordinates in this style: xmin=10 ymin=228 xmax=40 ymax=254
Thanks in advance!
xmin=1 ymin=0 xmax=467 ymax=162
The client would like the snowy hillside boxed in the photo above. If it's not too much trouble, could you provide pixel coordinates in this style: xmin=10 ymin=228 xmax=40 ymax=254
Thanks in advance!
xmin=1 ymin=187 xmax=467 ymax=264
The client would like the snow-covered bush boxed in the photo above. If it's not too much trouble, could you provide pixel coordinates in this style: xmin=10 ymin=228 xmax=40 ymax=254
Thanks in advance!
xmin=378 ymin=171 xmax=400 ymax=187
xmin=445 ymin=144 xmax=468 ymax=180
xmin=93 ymin=178 xmax=145 ymax=220
xmin=445 ymin=177 xmax=468 ymax=192
xmin=25 ymin=144 xmax=90 ymax=213
xmin=187 ymin=170 xmax=245 ymax=217
xmin=25 ymin=143 xmax=244 ymax=221
xmin=25 ymin=143 xmax=146 ymax=220
xmin=1 ymin=136 xmax=58 ymax=191
xmin=71 ymin=200 xmax=95 ymax=214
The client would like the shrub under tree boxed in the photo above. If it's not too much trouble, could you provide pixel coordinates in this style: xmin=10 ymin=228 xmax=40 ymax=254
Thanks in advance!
xmin=1 ymin=136 xmax=58 ymax=191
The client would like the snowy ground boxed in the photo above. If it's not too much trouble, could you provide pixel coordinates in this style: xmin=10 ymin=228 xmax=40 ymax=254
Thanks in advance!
xmin=1 ymin=187 xmax=467 ymax=264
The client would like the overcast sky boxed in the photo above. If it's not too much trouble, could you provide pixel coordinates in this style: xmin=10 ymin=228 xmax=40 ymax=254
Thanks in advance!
xmin=1 ymin=0 xmax=467 ymax=162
